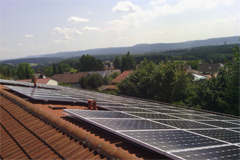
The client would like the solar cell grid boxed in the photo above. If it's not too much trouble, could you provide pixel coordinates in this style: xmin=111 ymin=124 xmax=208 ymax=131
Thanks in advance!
xmin=170 ymin=114 xmax=211 ymax=120
xmin=149 ymin=109 xmax=180 ymax=114
xmin=204 ymin=115 xmax=237 ymax=120
xmin=64 ymin=110 xmax=137 ymax=118
xmin=128 ymin=112 xmax=179 ymax=119
xmin=171 ymin=145 xmax=240 ymax=160
xmin=198 ymin=120 xmax=240 ymax=128
xmin=178 ymin=110 xmax=206 ymax=114
xmin=225 ymin=120 xmax=240 ymax=125
xmin=133 ymin=105 xmax=158 ymax=109
xmin=105 ymin=107 xmax=152 ymax=112
xmin=90 ymin=119 xmax=174 ymax=130
xmin=122 ymin=130 xmax=225 ymax=151
xmin=190 ymin=129 xmax=240 ymax=143
xmin=154 ymin=120 xmax=216 ymax=129
xmin=230 ymin=128 xmax=240 ymax=132
xmin=97 ymin=102 xmax=125 ymax=106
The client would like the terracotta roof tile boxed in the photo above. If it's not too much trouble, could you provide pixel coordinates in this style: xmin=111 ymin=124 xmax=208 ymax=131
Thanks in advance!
xmin=198 ymin=63 xmax=220 ymax=73
xmin=51 ymin=72 xmax=88 ymax=83
xmin=111 ymin=70 xmax=133 ymax=84
xmin=0 ymin=95 xmax=107 ymax=160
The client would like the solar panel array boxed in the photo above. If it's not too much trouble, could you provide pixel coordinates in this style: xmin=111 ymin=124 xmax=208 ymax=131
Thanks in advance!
xmin=2 ymin=80 xmax=240 ymax=160
xmin=0 ymin=79 xmax=59 ymax=89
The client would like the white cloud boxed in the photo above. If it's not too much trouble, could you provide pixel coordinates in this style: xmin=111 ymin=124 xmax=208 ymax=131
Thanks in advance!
xmin=82 ymin=26 xmax=99 ymax=31
xmin=87 ymin=11 xmax=92 ymax=14
xmin=153 ymin=0 xmax=236 ymax=16
xmin=150 ymin=0 xmax=166 ymax=6
xmin=52 ymin=27 xmax=82 ymax=37
xmin=25 ymin=34 xmax=34 ymax=38
xmin=0 ymin=47 xmax=8 ymax=51
xmin=52 ymin=27 xmax=82 ymax=44
xmin=108 ymin=0 xmax=236 ymax=32
xmin=112 ymin=1 xmax=141 ymax=12
xmin=53 ymin=40 xmax=68 ymax=44
xmin=68 ymin=16 xmax=89 ymax=22
xmin=18 ymin=43 xmax=23 ymax=46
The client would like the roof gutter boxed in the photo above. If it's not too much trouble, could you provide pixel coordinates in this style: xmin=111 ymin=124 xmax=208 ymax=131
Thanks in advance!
xmin=0 ymin=88 xmax=140 ymax=160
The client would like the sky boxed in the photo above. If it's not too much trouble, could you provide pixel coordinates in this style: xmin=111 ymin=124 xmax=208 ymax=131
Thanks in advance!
xmin=0 ymin=0 xmax=239 ymax=60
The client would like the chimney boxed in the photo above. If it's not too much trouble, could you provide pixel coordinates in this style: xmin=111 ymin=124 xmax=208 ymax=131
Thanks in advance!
xmin=92 ymin=101 xmax=98 ymax=110
xmin=87 ymin=99 xmax=93 ymax=110
xmin=32 ymin=76 xmax=37 ymax=88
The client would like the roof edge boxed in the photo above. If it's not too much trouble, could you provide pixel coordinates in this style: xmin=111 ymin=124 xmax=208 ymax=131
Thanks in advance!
xmin=0 ymin=88 xmax=140 ymax=160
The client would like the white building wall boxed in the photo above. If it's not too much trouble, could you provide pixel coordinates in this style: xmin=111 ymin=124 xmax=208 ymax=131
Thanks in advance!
xmin=46 ymin=79 xmax=59 ymax=86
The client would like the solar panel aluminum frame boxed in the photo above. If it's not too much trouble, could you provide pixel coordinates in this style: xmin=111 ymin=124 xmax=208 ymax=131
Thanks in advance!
xmin=63 ymin=109 xmax=183 ymax=160
xmin=4 ymin=85 xmax=85 ymax=104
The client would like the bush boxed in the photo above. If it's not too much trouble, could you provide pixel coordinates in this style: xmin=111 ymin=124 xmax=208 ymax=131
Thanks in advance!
xmin=79 ymin=73 xmax=104 ymax=89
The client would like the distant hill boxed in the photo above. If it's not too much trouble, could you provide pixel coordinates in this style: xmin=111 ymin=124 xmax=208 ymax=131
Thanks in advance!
xmin=26 ymin=36 xmax=239 ymax=58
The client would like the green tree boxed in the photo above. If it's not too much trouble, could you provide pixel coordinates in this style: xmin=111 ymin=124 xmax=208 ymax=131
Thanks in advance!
xmin=53 ymin=63 xmax=57 ymax=75
xmin=185 ymin=60 xmax=199 ymax=70
xmin=121 ymin=52 xmax=136 ymax=72
xmin=118 ymin=59 xmax=193 ymax=103
xmin=16 ymin=63 xmax=33 ymax=79
xmin=16 ymin=63 xmax=26 ymax=79
xmin=121 ymin=55 xmax=130 ymax=72
xmin=58 ymin=65 xmax=63 ymax=74
xmin=103 ymin=75 xmax=111 ymax=85
xmin=113 ymin=56 xmax=121 ymax=69
xmin=79 ymin=76 xmax=87 ymax=88
xmin=60 ymin=63 xmax=71 ymax=73
xmin=110 ymin=72 xmax=120 ymax=79
xmin=79 ymin=54 xmax=104 ymax=71
xmin=42 ymin=66 xmax=53 ymax=77
xmin=86 ymin=73 xmax=103 ymax=89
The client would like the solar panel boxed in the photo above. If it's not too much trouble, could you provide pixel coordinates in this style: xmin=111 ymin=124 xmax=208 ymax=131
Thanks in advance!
xmin=122 ymin=130 xmax=225 ymax=151
xmin=5 ymin=80 xmax=240 ymax=160
xmin=90 ymin=119 xmax=174 ymax=130
xmin=171 ymin=145 xmax=240 ymax=160
xmin=128 ymin=112 xmax=179 ymax=119
xmin=149 ymin=109 xmax=181 ymax=114
xmin=154 ymin=120 xmax=216 ymax=129
xmin=0 ymin=79 xmax=59 ymax=89
xmin=170 ymin=114 xmax=212 ymax=120
xmin=190 ymin=129 xmax=240 ymax=143
xmin=64 ymin=110 xmax=137 ymax=118
xmin=105 ymin=107 xmax=152 ymax=112
xmin=198 ymin=120 xmax=240 ymax=128
xmin=4 ymin=85 xmax=83 ymax=103
xmin=230 ymin=128 xmax=240 ymax=132
xmin=225 ymin=120 xmax=240 ymax=125
xmin=178 ymin=109 xmax=207 ymax=114
xmin=204 ymin=115 xmax=238 ymax=120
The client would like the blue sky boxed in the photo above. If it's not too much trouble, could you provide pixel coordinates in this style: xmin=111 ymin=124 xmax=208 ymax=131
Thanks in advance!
xmin=1 ymin=0 xmax=239 ymax=60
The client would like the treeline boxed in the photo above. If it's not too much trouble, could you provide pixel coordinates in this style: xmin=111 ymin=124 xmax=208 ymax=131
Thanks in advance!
xmin=39 ymin=54 xmax=105 ymax=77
xmin=1 ymin=57 xmax=65 ymax=66
xmin=117 ymin=45 xmax=239 ymax=116
xmin=133 ymin=44 xmax=235 ymax=64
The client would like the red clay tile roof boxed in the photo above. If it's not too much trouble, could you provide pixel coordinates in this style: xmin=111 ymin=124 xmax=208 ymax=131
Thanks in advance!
xmin=0 ymin=95 xmax=107 ymax=160
xmin=51 ymin=72 xmax=88 ymax=84
xmin=0 ymin=85 xmax=168 ymax=160
xmin=17 ymin=78 xmax=52 ymax=84
xmin=198 ymin=63 xmax=220 ymax=73
xmin=111 ymin=70 xmax=133 ymax=84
